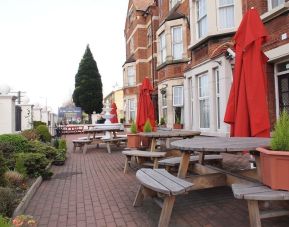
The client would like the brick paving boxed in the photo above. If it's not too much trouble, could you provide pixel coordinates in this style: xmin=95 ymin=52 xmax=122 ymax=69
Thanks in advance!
xmin=25 ymin=134 xmax=289 ymax=227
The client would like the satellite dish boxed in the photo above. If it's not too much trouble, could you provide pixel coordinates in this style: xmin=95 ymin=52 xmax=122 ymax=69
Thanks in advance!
xmin=0 ymin=84 xmax=11 ymax=95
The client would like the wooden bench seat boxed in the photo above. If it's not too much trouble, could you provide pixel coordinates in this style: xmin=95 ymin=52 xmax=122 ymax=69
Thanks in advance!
xmin=72 ymin=139 xmax=92 ymax=154
xmin=122 ymin=150 xmax=166 ymax=173
xmin=134 ymin=168 xmax=193 ymax=227
xmin=101 ymin=137 xmax=127 ymax=153
xmin=158 ymin=154 xmax=223 ymax=171
xmin=232 ymin=183 xmax=289 ymax=227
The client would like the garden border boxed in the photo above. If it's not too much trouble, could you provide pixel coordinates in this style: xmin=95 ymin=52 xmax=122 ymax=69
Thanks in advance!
xmin=12 ymin=163 xmax=51 ymax=217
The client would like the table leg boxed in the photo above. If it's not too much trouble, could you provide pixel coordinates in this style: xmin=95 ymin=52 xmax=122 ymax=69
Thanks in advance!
xmin=150 ymin=138 xmax=157 ymax=152
xmin=177 ymin=152 xmax=191 ymax=178
xmin=254 ymin=155 xmax=262 ymax=181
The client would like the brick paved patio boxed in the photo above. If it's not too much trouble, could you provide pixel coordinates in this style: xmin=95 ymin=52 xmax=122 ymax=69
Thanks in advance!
xmin=25 ymin=135 xmax=289 ymax=227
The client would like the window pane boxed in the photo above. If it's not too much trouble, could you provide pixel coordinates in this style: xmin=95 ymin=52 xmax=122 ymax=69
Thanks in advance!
xmin=199 ymin=75 xmax=209 ymax=97
xmin=197 ymin=0 xmax=207 ymax=38
xmin=272 ymin=0 xmax=285 ymax=8
xmin=217 ymin=97 xmax=220 ymax=129
xmin=160 ymin=33 xmax=166 ymax=63
xmin=219 ymin=5 xmax=234 ymax=29
xmin=172 ymin=27 xmax=183 ymax=60
xmin=200 ymin=99 xmax=210 ymax=128
xmin=173 ymin=86 xmax=183 ymax=106
xmin=127 ymin=66 xmax=135 ymax=86
xmin=198 ymin=16 xmax=207 ymax=38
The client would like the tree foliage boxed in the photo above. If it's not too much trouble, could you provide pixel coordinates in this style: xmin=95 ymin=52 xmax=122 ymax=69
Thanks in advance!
xmin=73 ymin=45 xmax=103 ymax=116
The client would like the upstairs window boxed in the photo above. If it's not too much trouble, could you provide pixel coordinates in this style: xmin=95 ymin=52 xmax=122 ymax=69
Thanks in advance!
xmin=127 ymin=66 xmax=135 ymax=86
xmin=172 ymin=26 xmax=183 ymax=60
xmin=269 ymin=0 xmax=285 ymax=10
xmin=219 ymin=0 xmax=235 ymax=29
xmin=197 ymin=0 xmax=208 ymax=39
xmin=160 ymin=32 xmax=166 ymax=63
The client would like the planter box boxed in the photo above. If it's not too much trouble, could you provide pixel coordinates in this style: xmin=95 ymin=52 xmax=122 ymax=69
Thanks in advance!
xmin=257 ymin=147 xmax=289 ymax=191
xmin=127 ymin=134 xmax=141 ymax=149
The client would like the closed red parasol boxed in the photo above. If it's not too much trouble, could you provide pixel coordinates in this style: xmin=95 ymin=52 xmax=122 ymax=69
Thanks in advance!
xmin=136 ymin=77 xmax=155 ymax=132
xmin=224 ymin=8 xmax=270 ymax=137
xmin=110 ymin=102 xmax=118 ymax=123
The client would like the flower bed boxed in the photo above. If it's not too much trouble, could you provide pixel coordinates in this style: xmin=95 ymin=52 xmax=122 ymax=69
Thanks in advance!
xmin=0 ymin=128 xmax=67 ymax=225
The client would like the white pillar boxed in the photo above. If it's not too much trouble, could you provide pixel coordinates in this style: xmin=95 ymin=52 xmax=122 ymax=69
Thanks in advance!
xmin=33 ymin=107 xmax=42 ymax=122
xmin=19 ymin=104 xmax=34 ymax=130
xmin=0 ymin=95 xmax=17 ymax=134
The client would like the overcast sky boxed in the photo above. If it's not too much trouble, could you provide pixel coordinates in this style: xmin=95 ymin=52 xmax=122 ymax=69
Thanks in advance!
xmin=0 ymin=0 xmax=127 ymax=112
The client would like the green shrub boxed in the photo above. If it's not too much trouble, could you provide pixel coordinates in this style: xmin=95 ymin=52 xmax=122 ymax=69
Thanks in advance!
xmin=0 ymin=142 xmax=16 ymax=169
xmin=0 ymin=215 xmax=11 ymax=227
xmin=0 ymin=187 xmax=17 ymax=217
xmin=143 ymin=120 xmax=152 ymax=132
xmin=33 ymin=121 xmax=46 ymax=129
xmin=35 ymin=125 xmax=51 ymax=143
xmin=0 ymin=152 xmax=7 ymax=186
xmin=4 ymin=171 xmax=25 ymax=188
xmin=15 ymin=153 xmax=50 ymax=178
xmin=0 ymin=134 xmax=29 ymax=153
xmin=160 ymin=117 xmax=166 ymax=126
xmin=21 ymin=129 xmax=38 ymax=141
xmin=271 ymin=110 xmax=289 ymax=151
xmin=130 ymin=121 xmax=137 ymax=134
xmin=52 ymin=138 xmax=59 ymax=149
xmin=58 ymin=139 xmax=67 ymax=151
xmin=29 ymin=140 xmax=57 ymax=160
xmin=53 ymin=149 xmax=66 ymax=166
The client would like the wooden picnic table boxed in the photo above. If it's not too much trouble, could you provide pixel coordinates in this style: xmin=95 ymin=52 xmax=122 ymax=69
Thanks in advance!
xmin=138 ymin=130 xmax=201 ymax=152
xmin=170 ymin=136 xmax=271 ymax=188
xmin=83 ymin=127 xmax=124 ymax=139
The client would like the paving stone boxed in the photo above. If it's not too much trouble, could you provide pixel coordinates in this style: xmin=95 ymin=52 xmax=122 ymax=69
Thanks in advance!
xmin=23 ymin=134 xmax=289 ymax=227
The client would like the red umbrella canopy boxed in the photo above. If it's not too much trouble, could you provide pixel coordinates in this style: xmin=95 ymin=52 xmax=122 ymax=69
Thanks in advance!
xmin=224 ymin=8 xmax=270 ymax=137
xmin=110 ymin=102 xmax=118 ymax=123
xmin=136 ymin=78 xmax=156 ymax=132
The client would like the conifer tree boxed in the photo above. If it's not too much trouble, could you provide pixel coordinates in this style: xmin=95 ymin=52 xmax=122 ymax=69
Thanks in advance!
xmin=73 ymin=45 xmax=103 ymax=122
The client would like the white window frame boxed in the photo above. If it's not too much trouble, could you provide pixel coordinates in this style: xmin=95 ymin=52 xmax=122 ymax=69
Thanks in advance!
xmin=214 ymin=68 xmax=221 ymax=130
xmin=196 ymin=0 xmax=208 ymax=39
xmin=128 ymin=99 xmax=136 ymax=121
xmin=173 ymin=86 xmax=184 ymax=107
xmin=159 ymin=32 xmax=166 ymax=63
xmin=218 ymin=0 xmax=235 ymax=30
xmin=171 ymin=26 xmax=183 ymax=60
xmin=268 ymin=0 xmax=285 ymax=10
xmin=170 ymin=0 xmax=179 ymax=9
xmin=198 ymin=73 xmax=210 ymax=129
xmin=127 ymin=66 xmax=136 ymax=86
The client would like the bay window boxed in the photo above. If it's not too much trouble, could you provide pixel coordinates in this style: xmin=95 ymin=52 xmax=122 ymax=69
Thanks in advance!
xmin=173 ymin=86 xmax=184 ymax=107
xmin=197 ymin=0 xmax=208 ymax=38
xmin=215 ymin=68 xmax=221 ymax=129
xmin=198 ymin=74 xmax=210 ymax=128
xmin=172 ymin=26 xmax=183 ymax=60
xmin=160 ymin=32 xmax=166 ymax=63
xmin=127 ymin=66 xmax=135 ymax=86
xmin=219 ymin=0 xmax=235 ymax=29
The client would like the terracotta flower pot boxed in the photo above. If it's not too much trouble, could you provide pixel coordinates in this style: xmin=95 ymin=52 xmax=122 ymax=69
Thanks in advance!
xmin=257 ymin=147 xmax=289 ymax=191
xmin=173 ymin=123 xmax=183 ymax=129
xmin=127 ymin=134 xmax=141 ymax=149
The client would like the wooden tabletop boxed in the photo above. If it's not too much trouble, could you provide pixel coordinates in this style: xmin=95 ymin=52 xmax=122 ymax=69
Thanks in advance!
xmin=171 ymin=136 xmax=271 ymax=152
xmin=138 ymin=130 xmax=200 ymax=138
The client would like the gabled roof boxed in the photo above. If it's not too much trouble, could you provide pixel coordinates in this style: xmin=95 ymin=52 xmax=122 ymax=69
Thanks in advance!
xmin=132 ymin=0 xmax=155 ymax=11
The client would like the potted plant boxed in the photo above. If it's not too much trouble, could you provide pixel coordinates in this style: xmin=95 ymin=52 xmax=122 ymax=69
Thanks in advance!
xmin=127 ymin=121 xmax=141 ymax=149
xmin=141 ymin=119 xmax=153 ymax=148
xmin=256 ymin=110 xmax=289 ymax=191
xmin=159 ymin=117 xmax=166 ymax=128
xmin=173 ymin=117 xmax=183 ymax=129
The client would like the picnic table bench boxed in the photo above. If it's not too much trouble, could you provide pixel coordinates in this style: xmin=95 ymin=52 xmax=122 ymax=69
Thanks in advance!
xmin=134 ymin=168 xmax=193 ymax=227
xmin=72 ymin=139 xmax=92 ymax=154
xmin=232 ymin=183 xmax=289 ymax=227
xmin=102 ymin=137 xmax=127 ymax=153
xmin=122 ymin=150 xmax=166 ymax=173
xmin=158 ymin=154 xmax=223 ymax=171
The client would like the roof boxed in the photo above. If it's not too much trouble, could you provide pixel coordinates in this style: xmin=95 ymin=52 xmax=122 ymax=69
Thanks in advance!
xmin=132 ymin=0 xmax=155 ymax=11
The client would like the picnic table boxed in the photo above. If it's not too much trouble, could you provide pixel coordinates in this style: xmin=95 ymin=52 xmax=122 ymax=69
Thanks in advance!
xmin=171 ymin=136 xmax=270 ymax=181
xmin=83 ymin=127 xmax=126 ymax=153
xmin=138 ymin=130 xmax=201 ymax=152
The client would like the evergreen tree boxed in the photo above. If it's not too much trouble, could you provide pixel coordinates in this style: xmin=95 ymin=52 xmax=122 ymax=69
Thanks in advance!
xmin=73 ymin=45 xmax=103 ymax=122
